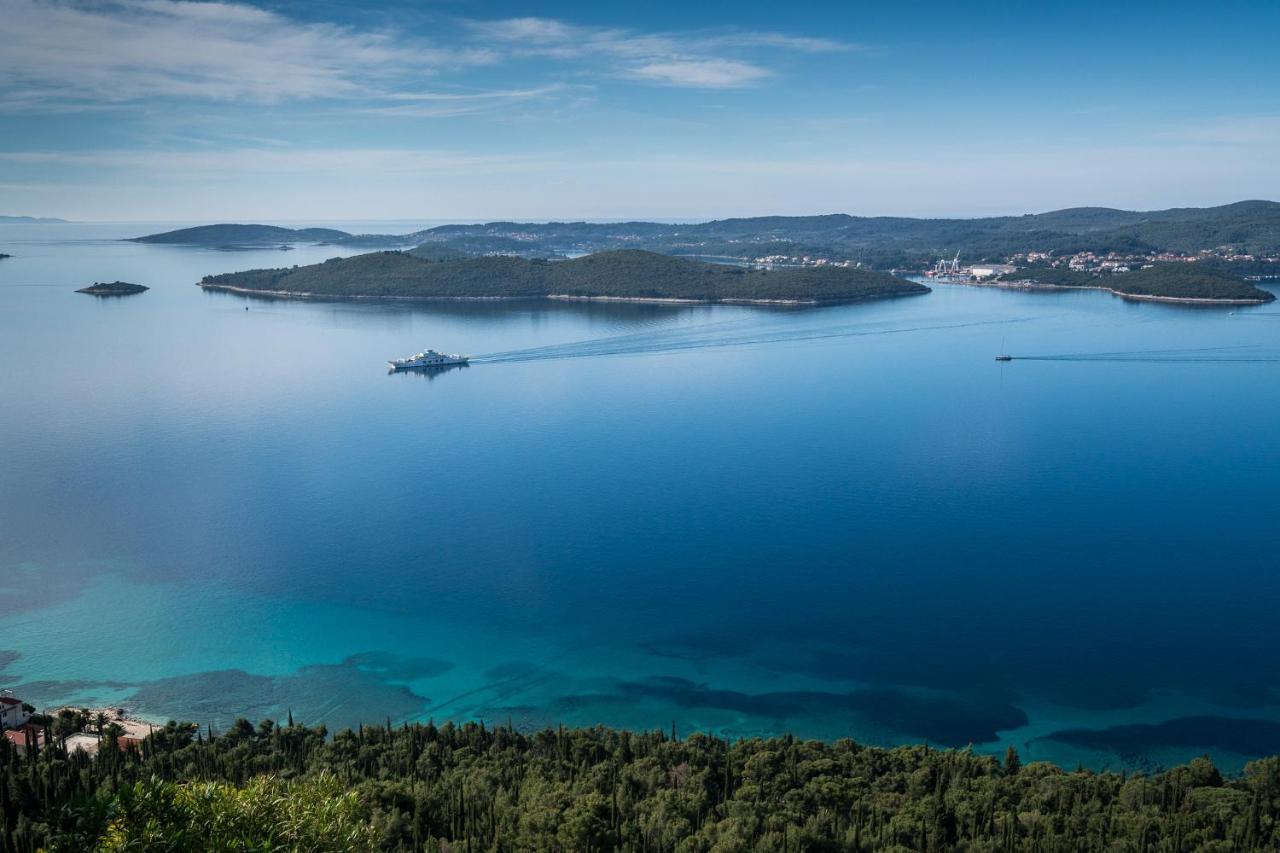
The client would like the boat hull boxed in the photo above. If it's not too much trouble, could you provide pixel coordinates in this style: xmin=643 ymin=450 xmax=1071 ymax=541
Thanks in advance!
xmin=388 ymin=358 xmax=469 ymax=370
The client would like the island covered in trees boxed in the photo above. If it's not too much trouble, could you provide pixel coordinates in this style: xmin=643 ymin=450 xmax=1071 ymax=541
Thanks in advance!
xmin=75 ymin=281 xmax=149 ymax=296
xmin=199 ymin=249 xmax=930 ymax=304
xmin=4 ymin=715 xmax=1280 ymax=851
xmin=995 ymin=263 xmax=1274 ymax=303
xmin=129 ymin=224 xmax=350 ymax=246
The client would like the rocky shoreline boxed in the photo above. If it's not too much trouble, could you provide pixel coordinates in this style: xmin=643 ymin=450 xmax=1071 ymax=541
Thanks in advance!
xmin=199 ymin=282 xmax=928 ymax=307
xmin=963 ymin=277 xmax=1274 ymax=306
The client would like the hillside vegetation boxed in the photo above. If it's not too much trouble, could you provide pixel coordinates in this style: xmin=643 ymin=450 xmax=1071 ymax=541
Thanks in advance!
xmin=1108 ymin=264 xmax=1274 ymax=300
xmin=200 ymin=249 xmax=929 ymax=303
xmin=400 ymin=201 xmax=1280 ymax=267
xmin=4 ymin=718 xmax=1280 ymax=851
xmin=1001 ymin=263 xmax=1274 ymax=302
xmin=130 ymin=224 xmax=350 ymax=245
xmin=151 ymin=201 xmax=1280 ymax=269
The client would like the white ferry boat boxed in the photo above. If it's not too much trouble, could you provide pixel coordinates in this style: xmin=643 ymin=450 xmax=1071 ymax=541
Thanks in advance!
xmin=388 ymin=349 xmax=469 ymax=370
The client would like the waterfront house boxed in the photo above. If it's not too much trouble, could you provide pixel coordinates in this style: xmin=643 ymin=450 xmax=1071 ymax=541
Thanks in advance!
xmin=0 ymin=695 xmax=31 ymax=730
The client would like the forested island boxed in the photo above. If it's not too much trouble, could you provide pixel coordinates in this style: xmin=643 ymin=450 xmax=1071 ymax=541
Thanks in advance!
xmin=4 ymin=716 xmax=1280 ymax=850
xmin=130 ymin=224 xmax=350 ymax=246
xmin=75 ymin=281 xmax=149 ymax=296
xmin=995 ymin=264 xmax=1274 ymax=303
xmin=199 ymin=249 xmax=929 ymax=304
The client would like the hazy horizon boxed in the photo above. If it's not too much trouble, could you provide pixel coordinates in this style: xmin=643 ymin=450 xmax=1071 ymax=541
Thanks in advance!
xmin=6 ymin=197 xmax=1280 ymax=228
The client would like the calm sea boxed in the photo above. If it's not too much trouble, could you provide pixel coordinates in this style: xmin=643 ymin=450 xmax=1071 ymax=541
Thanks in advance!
xmin=2 ymin=222 xmax=1278 ymax=772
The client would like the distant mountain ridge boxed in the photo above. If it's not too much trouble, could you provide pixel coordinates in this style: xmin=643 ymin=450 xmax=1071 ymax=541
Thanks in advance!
xmin=133 ymin=202 xmax=1280 ymax=267
xmin=0 ymin=215 xmax=68 ymax=223
xmin=406 ymin=201 xmax=1280 ymax=265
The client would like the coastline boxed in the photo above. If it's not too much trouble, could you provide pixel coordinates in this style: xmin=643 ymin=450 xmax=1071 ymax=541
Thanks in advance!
xmin=954 ymin=278 xmax=1274 ymax=305
xmin=198 ymin=282 xmax=929 ymax=306
xmin=43 ymin=705 xmax=164 ymax=742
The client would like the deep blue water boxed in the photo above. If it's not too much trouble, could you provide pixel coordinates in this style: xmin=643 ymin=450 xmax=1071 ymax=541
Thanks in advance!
xmin=2 ymin=222 xmax=1279 ymax=772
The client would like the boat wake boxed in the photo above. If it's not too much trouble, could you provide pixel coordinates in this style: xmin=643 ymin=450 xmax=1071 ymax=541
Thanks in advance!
xmin=1011 ymin=346 xmax=1280 ymax=364
xmin=470 ymin=316 xmax=1030 ymax=365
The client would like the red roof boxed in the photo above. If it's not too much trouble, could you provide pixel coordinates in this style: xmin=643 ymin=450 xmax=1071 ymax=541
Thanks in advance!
xmin=0 ymin=697 xmax=21 ymax=706
xmin=4 ymin=725 xmax=44 ymax=745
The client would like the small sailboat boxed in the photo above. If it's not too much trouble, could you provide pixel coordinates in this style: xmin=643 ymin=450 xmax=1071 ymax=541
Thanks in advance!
xmin=995 ymin=337 xmax=1013 ymax=361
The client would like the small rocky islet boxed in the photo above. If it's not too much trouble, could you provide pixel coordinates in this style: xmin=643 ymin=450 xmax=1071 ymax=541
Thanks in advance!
xmin=76 ymin=280 xmax=149 ymax=296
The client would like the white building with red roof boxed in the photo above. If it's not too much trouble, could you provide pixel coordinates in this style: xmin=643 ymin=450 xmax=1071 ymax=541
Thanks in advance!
xmin=0 ymin=694 xmax=32 ymax=730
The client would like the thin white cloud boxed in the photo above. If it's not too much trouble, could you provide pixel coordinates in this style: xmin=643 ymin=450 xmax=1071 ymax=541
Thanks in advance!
xmin=364 ymin=86 xmax=566 ymax=117
xmin=0 ymin=0 xmax=488 ymax=108
xmin=0 ymin=147 xmax=545 ymax=176
xmin=463 ymin=16 xmax=853 ymax=88
xmin=479 ymin=17 xmax=580 ymax=44
xmin=695 ymin=32 xmax=851 ymax=53
xmin=0 ymin=2 xmax=853 ymax=111
xmin=470 ymin=17 xmax=850 ymax=56
xmin=630 ymin=60 xmax=772 ymax=89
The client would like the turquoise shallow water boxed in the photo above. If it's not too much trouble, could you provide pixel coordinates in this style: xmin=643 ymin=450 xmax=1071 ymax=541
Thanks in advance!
xmin=2 ymin=222 xmax=1279 ymax=772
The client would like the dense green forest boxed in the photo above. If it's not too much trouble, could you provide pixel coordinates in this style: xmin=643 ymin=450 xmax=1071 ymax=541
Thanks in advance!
xmin=4 ymin=717 xmax=1280 ymax=851
xmin=130 ymin=224 xmax=350 ymax=245
xmin=999 ymin=264 xmax=1274 ymax=302
xmin=200 ymin=249 xmax=929 ymax=303
xmin=997 ymin=267 xmax=1097 ymax=288
xmin=1109 ymin=265 xmax=1275 ymax=300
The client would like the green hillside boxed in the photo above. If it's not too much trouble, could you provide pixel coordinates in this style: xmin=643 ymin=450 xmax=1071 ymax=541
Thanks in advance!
xmin=402 ymin=201 xmax=1280 ymax=266
xmin=1109 ymin=264 xmax=1275 ymax=300
xmin=200 ymin=249 xmax=929 ymax=303
xmin=1001 ymin=263 xmax=1274 ymax=302
xmin=129 ymin=204 xmax=1280 ymax=267
xmin=5 ymin=717 xmax=1280 ymax=851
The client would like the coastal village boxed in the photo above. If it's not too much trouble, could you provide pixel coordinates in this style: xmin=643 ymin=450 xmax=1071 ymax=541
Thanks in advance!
xmin=1008 ymin=246 xmax=1278 ymax=276
xmin=0 ymin=690 xmax=152 ymax=757
xmin=746 ymin=244 xmax=1280 ymax=279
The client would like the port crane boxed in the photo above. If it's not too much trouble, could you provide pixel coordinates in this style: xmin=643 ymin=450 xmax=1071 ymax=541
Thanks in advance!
xmin=931 ymin=252 xmax=963 ymax=278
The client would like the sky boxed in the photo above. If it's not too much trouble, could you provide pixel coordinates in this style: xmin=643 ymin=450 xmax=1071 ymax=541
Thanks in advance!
xmin=1 ymin=0 xmax=1278 ymax=222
